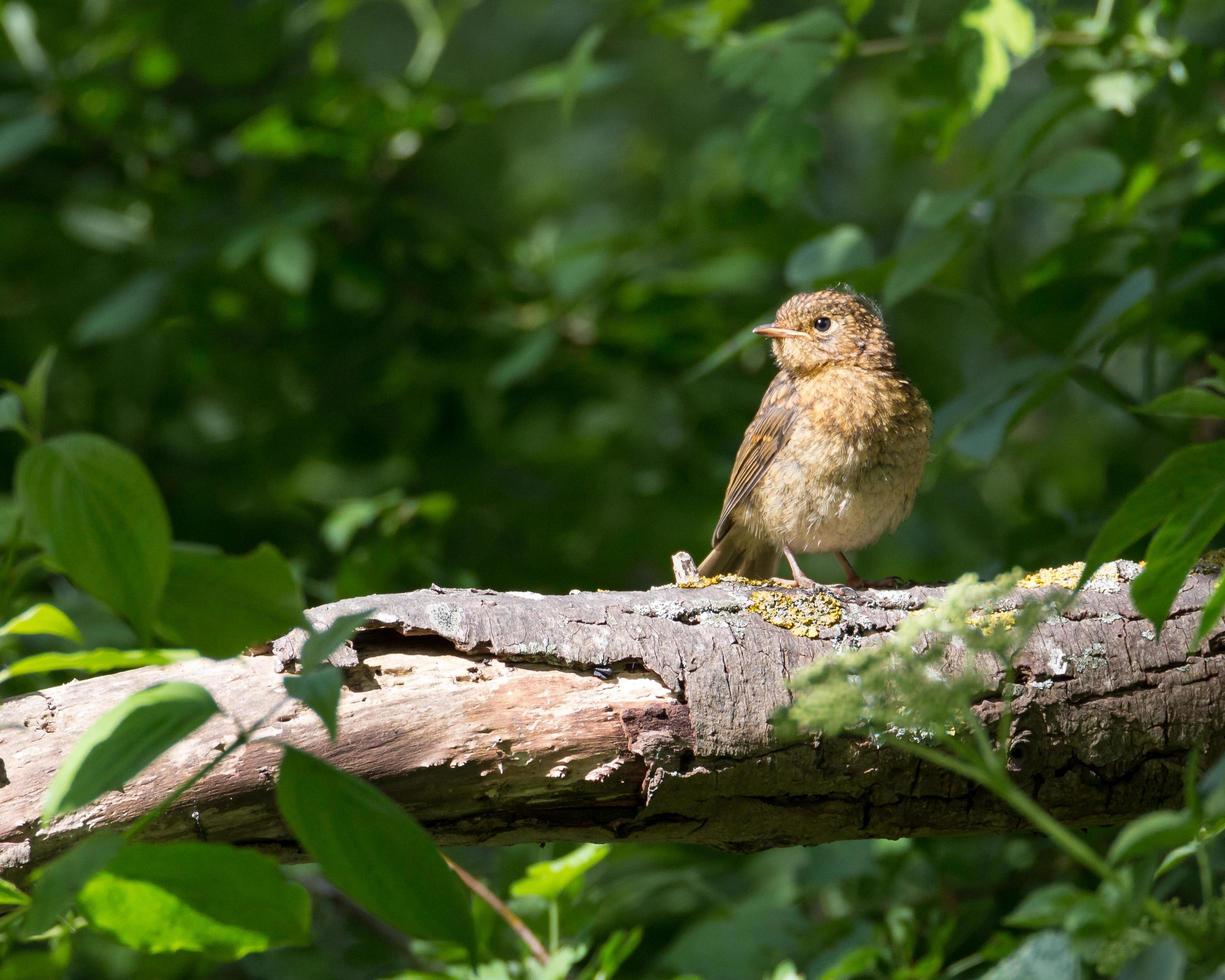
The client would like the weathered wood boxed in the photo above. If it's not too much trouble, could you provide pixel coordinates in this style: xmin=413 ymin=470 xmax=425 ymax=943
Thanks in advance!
xmin=1 ymin=560 xmax=1223 ymax=873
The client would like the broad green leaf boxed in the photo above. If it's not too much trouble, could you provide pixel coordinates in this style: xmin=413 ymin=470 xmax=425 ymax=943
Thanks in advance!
xmin=16 ymin=433 xmax=172 ymax=641
xmin=897 ymin=186 xmax=979 ymax=249
xmin=299 ymin=610 xmax=372 ymax=671
xmin=72 ymin=270 xmax=169 ymax=346
xmin=961 ymin=0 xmax=1035 ymax=115
xmin=78 ymin=842 xmax=310 ymax=958
xmin=1108 ymin=810 xmax=1199 ymax=865
xmin=20 ymin=833 xmax=125 ymax=937
xmin=981 ymin=930 xmax=1079 ymax=980
xmin=263 ymin=232 xmax=315 ymax=295
xmin=1197 ymin=571 xmax=1225 ymax=646
xmin=157 ymin=543 xmax=303 ymax=659
xmin=0 ymin=878 xmax=29 ymax=907
xmin=283 ymin=665 xmax=343 ymax=738
xmin=1131 ymin=481 xmax=1225 ymax=630
xmin=1137 ymin=387 xmax=1225 ymax=421
xmin=276 ymin=747 xmax=474 ymax=951
xmin=510 ymin=843 xmax=611 ymax=901
xmin=42 ymin=681 xmax=218 ymax=820
xmin=0 ymin=603 xmax=82 ymax=643
xmin=1003 ymin=883 xmax=1092 ymax=929
xmin=1081 ymin=442 xmax=1225 ymax=581
xmin=1079 ymin=267 xmax=1155 ymax=350
xmin=0 ymin=648 xmax=195 ymax=685
xmin=784 ymin=225 xmax=875 ymax=290
xmin=883 ymin=226 xmax=966 ymax=306
xmin=1025 ymin=148 xmax=1125 ymax=198
xmin=0 ymin=113 xmax=55 ymax=171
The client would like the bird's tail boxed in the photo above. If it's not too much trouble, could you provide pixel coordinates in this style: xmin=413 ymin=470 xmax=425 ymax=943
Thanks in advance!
xmin=698 ymin=526 xmax=780 ymax=580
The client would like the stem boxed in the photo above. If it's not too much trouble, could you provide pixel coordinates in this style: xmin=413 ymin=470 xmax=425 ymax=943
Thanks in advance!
xmin=1197 ymin=843 xmax=1214 ymax=907
xmin=443 ymin=856 xmax=550 ymax=966
xmin=548 ymin=899 xmax=559 ymax=954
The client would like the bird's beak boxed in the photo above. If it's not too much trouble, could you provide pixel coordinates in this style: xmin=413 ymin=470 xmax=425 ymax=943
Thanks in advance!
xmin=753 ymin=323 xmax=807 ymax=340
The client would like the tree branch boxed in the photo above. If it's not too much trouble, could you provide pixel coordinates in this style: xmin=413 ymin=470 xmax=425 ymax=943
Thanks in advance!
xmin=2 ymin=560 xmax=1222 ymax=874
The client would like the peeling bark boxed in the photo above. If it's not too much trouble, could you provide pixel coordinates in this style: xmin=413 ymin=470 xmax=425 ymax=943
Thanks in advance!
xmin=1 ymin=560 xmax=1223 ymax=874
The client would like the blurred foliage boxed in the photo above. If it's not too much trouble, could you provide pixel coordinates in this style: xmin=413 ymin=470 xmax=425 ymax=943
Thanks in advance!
xmin=3 ymin=0 xmax=1225 ymax=976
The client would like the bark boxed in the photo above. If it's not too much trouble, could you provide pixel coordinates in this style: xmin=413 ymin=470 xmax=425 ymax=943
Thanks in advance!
xmin=2 ymin=559 xmax=1223 ymax=874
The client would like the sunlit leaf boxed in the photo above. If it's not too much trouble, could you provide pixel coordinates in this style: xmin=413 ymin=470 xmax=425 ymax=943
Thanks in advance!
xmin=0 ymin=648 xmax=196 ymax=685
xmin=1137 ymin=387 xmax=1225 ymax=421
xmin=0 ymin=603 xmax=81 ymax=643
xmin=283 ymin=665 xmax=343 ymax=738
xmin=276 ymin=747 xmax=474 ymax=951
xmin=42 ymin=681 xmax=218 ymax=820
xmin=20 ymin=833 xmax=125 ymax=938
xmin=0 ymin=878 xmax=29 ymax=907
xmin=263 ymin=232 xmax=315 ymax=294
xmin=78 ymin=843 xmax=310 ymax=958
xmin=16 ymin=433 xmax=172 ymax=641
xmin=510 ymin=843 xmax=611 ymax=900
xmin=961 ymin=0 xmax=1035 ymax=115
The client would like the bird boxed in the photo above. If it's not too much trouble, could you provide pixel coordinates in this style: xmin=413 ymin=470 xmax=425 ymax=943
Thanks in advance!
xmin=698 ymin=288 xmax=931 ymax=589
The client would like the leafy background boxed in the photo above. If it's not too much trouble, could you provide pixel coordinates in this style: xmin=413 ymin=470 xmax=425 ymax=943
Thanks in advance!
xmin=2 ymin=0 xmax=1225 ymax=976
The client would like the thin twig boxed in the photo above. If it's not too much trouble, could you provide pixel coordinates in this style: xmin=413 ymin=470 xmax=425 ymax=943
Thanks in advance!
xmin=443 ymin=855 xmax=550 ymax=966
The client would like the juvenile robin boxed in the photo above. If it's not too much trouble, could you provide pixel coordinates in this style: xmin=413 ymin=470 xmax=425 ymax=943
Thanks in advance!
xmin=699 ymin=288 xmax=931 ymax=589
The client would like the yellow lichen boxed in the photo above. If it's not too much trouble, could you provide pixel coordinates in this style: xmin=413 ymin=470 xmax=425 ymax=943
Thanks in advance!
xmin=1196 ymin=548 xmax=1225 ymax=573
xmin=966 ymin=609 xmax=1016 ymax=635
xmin=748 ymin=589 xmax=842 ymax=637
xmin=678 ymin=573 xmax=774 ymax=589
xmin=1018 ymin=562 xmax=1085 ymax=590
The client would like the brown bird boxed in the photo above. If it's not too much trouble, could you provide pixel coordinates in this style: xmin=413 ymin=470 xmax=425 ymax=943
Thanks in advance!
xmin=699 ymin=288 xmax=931 ymax=589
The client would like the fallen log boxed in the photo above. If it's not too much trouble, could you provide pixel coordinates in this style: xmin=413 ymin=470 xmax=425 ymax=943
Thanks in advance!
xmin=2 ymin=560 xmax=1222 ymax=873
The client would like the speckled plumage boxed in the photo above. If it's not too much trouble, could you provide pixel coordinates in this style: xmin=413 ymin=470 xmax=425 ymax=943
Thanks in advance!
xmin=699 ymin=289 xmax=931 ymax=587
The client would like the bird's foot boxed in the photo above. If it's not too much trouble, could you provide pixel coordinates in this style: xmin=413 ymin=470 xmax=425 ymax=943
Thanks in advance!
xmin=771 ymin=574 xmax=819 ymax=590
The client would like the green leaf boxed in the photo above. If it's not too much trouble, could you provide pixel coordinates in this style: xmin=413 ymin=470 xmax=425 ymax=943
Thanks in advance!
xmin=72 ymin=270 xmax=169 ymax=346
xmin=510 ymin=843 xmax=611 ymax=901
xmin=1003 ymin=883 xmax=1092 ymax=929
xmin=712 ymin=9 xmax=842 ymax=106
xmin=275 ymin=747 xmax=474 ymax=951
xmin=981 ymin=931 xmax=1080 ymax=980
xmin=0 ymin=878 xmax=29 ymax=907
xmin=157 ymin=543 xmax=303 ymax=659
xmin=0 ymin=113 xmax=55 ymax=171
xmin=0 ymin=648 xmax=196 ymax=685
xmin=1108 ymin=810 xmax=1199 ymax=865
xmin=0 ymin=393 xmax=25 ymax=437
xmin=784 ymin=225 xmax=875 ymax=290
xmin=283 ymin=665 xmax=343 ymax=738
xmin=1082 ymin=442 xmax=1225 ymax=580
xmin=77 ymin=842 xmax=310 ymax=959
xmin=1131 ymin=481 xmax=1225 ymax=630
xmin=16 ymin=433 xmax=172 ymax=641
xmin=21 ymin=833 xmax=125 ymax=937
xmin=1137 ymin=387 xmax=1225 ymax=421
xmin=1079 ymin=267 xmax=1155 ymax=351
xmin=1197 ymin=571 xmax=1225 ymax=646
xmin=299 ymin=610 xmax=372 ymax=671
xmin=0 ymin=603 xmax=82 ymax=643
xmin=263 ymin=232 xmax=315 ymax=295
xmin=1117 ymin=938 xmax=1185 ymax=980
xmin=883 ymin=226 xmax=966 ymax=306
xmin=19 ymin=346 xmax=55 ymax=439
xmin=961 ymin=0 xmax=1035 ymax=115
xmin=42 ymin=681 xmax=218 ymax=820
xmin=1025 ymin=148 xmax=1125 ymax=198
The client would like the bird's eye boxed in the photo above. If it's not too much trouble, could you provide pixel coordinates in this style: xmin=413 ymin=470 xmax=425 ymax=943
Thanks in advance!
xmin=814 ymin=316 xmax=832 ymax=332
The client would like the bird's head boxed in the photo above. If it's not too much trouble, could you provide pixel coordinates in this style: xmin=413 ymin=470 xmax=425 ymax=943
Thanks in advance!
xmin=753 ymin=288 xmax=896 ymax=375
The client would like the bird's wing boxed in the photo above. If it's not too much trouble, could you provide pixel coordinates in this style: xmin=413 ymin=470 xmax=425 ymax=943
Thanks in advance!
xmin=712 ymin=372 xmax=798 ymax=545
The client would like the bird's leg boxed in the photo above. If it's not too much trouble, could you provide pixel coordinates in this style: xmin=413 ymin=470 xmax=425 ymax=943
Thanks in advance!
xmin=835 ymin=551 xmax=866 ymax=590
xmin=835 ymin=551 xmax=906 ymax=590
xmin=782 ymin=546 xmax=818 ymax=590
